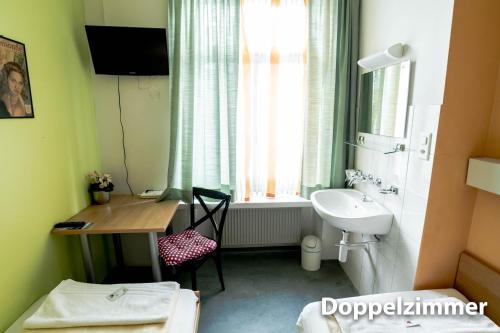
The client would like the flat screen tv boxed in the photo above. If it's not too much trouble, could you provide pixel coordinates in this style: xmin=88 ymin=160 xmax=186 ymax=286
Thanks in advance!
xmin=85 ymin=25 xmax=168 ymax=76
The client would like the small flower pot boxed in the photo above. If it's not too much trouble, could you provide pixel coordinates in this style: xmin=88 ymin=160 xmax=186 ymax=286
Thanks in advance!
xmin=92 ymin=191 xmax=110 ymax=205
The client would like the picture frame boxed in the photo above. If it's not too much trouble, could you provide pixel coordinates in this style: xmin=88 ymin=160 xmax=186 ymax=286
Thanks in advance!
xmin=0 ymin=35 xmax=34 ymax=119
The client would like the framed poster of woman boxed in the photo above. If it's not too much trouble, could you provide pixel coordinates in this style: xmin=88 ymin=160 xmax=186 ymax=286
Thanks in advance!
xmin=0 ymin=36 xmax=34 ymax=118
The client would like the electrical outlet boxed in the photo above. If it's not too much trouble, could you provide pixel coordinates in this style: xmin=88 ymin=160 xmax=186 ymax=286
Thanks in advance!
xmin=418 ymin=132 xmax=432 ymax=160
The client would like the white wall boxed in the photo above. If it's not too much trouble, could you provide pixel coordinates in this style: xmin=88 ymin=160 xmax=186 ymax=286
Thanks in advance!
xmin=84 ymin=0 xmax=170 ymax=194
xmin=341 ymin=0 xmax=454 ymax=294
xmin=360 ymin=0 xmax=454 ymax=106
xmin=84 ymin=0 xmax=171 ymax=265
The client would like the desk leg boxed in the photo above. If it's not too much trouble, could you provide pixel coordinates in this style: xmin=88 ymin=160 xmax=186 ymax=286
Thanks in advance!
xmin=79 ymin=234 xmax=96 ymax=283
xmin=112 ymin=234 xmax=124 ymax=267
xmin=148 ymin=232 xmax=162 ymax=282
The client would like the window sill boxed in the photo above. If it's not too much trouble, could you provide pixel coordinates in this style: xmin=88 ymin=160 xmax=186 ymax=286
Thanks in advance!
xmin=178 ymin=195 xmax=311 ymax=209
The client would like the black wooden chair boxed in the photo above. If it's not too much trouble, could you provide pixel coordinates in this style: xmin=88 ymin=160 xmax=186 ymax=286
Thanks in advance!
xmin=157 ymin=187 xmax=231 ymax=290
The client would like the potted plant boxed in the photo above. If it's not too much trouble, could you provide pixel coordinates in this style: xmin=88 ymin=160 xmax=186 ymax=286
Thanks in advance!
xmin=88 ymin=171 xmax=114 ymax=204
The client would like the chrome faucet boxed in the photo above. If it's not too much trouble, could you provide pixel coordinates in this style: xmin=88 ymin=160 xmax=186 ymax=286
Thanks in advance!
xmin=371 ymin=177 xmax=382 ymax=187
xmin=379 ymin=185 xmax=399 ymax=195
xmin=345 ymin=169 xmax=365 ymax=187
xmin=346 ymin=169 xmax=383 ymax=188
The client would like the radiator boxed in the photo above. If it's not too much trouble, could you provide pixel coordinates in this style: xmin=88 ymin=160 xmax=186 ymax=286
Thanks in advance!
xmin=220 ymin=208 xmax=302 ymax=248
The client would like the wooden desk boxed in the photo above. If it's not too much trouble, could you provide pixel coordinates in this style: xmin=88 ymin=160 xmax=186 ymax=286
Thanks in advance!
xmin=53 ymin=195 xmax=179 ymax=283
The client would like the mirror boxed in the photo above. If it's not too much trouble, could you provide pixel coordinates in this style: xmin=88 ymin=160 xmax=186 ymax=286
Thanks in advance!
xmin=358 ymin=60 xmax=410 ymax=138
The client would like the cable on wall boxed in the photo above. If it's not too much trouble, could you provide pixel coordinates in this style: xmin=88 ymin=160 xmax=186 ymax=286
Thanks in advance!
xmin=117 ymin=75 xmax=134 ymax=195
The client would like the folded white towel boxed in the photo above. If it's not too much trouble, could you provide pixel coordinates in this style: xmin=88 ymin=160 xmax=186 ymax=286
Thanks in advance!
xmin=23 ymin=280 xmax=180 ymax=329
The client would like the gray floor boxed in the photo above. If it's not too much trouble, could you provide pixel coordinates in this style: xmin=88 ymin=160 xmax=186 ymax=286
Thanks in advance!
xmin=178 ymin=249 xmax=358 ymax=333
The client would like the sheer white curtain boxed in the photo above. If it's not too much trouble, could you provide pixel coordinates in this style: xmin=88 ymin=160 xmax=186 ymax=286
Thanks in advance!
xmin=236 ymin=0 xmax=307 ymax=201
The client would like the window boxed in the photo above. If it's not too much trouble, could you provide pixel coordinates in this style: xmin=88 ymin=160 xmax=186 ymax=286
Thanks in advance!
xmin=166 ymin=0 xmax=354 ymax=201
xmin=236 ymin=0 xmax=308 ymax=200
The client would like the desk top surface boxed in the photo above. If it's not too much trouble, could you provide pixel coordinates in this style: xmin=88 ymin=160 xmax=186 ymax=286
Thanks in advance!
xmin=52 ymin=195 xmax=180 ymax=235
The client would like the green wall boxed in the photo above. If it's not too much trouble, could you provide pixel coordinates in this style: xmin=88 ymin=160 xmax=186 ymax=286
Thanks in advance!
xmin=0 ymin=0 xmax=108 ymax=329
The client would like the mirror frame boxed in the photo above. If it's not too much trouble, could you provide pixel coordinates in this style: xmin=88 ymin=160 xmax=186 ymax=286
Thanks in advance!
xmin=356 ymin=60 xmax=411 ymax=139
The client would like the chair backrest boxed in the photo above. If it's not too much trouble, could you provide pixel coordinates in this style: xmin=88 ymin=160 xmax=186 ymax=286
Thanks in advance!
xmin=190 ymin=187 xmax=231 ymax=247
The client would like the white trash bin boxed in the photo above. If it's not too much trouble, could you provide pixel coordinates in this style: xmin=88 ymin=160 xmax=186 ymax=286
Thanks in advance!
xmin=301 ymin=235 xmax=321 ymax=271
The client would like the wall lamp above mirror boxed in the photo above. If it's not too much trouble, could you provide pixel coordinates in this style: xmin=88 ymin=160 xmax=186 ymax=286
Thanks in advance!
xmin=356 ymin=43 xmax=410 ymax=139
xmin=358 ymin=43 xmax=404 ymax=70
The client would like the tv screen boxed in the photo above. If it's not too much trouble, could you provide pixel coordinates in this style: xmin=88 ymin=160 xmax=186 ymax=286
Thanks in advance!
xmin=85 ymin=25 xmax=168 ymax=76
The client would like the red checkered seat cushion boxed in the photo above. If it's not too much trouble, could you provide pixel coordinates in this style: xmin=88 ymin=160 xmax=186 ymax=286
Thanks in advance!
xmin=158 ymin=229 xmax=217 ymax=266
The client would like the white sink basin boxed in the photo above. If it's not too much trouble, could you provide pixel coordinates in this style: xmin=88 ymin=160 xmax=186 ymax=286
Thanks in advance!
xmin=311 ymin=189 xmax=393 ymax=235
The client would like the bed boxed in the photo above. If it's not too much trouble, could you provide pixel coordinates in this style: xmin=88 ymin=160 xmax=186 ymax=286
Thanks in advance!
xmin=297 ymin=252 xmax=500 ymax=333
xmin=6 ymin=289 xmax=200 ymax=333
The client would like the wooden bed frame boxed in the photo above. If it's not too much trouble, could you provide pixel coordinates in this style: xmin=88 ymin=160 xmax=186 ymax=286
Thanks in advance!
xmin=454 ymin=252 xmax=500 ymax=324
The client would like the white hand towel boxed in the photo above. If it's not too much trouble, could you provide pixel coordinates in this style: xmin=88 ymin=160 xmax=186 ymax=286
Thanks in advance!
xmin=23 ymin=280 xmax=180 ymax=329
